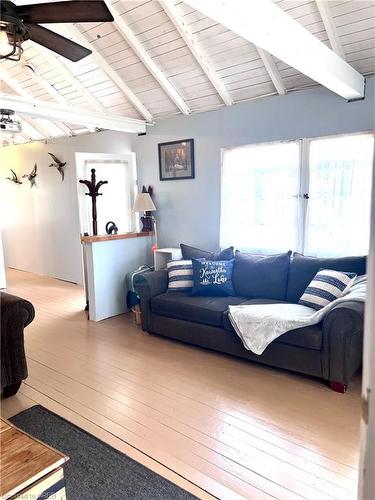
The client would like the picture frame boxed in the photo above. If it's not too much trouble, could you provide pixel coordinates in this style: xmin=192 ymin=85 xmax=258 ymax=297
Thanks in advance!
xmin=158 ymin=138 xmax=195 ymax=181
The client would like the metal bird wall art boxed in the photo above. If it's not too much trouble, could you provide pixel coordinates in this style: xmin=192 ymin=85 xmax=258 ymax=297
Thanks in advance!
xmin=48 ymin=152 xmax=66 ymax=181
xmin=6 ymin=169 xmax=22 ymax=184
xmin=22 ymin=163 xmax=38 ymax=188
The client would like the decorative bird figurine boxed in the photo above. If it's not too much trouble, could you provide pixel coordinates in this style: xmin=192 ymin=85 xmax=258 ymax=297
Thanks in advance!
xmin=6 ymin=169 xmax=22 ymax=184
xmin=22 ymin=163 xmax=38 ymax=188
xmin=48 ymin=152 xmax=66 ymax=181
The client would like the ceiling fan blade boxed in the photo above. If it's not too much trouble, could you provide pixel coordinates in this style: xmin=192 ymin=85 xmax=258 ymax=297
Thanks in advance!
xmin=27 ymin=24 xmax=92 ymax=62
xmin=1 ymin=1 xmax=17 ymax=15
xmin=17 ymin=1 xmax=114 ymax=24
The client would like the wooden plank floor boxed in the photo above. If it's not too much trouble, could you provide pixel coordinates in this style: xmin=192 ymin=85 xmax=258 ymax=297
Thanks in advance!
xmin=1 ymin=269 xmax=362 ymax=500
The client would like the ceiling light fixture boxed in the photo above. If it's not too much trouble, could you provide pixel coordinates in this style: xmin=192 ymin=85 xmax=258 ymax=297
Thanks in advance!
xmin=0 ymin=14 xmax=30 ymax=61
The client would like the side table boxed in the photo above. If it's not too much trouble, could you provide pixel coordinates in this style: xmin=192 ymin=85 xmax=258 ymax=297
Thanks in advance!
xmin=0 ymin=418 xmax=69 ymax=499
xmin=154 ymin=247 xmax=182 ymax=270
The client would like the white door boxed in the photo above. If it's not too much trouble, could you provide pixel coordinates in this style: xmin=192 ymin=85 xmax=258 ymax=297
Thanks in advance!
xmin=358 ymin=151 xmax=375 ymax=499
xmin=0 ymin=229 xmax=5 ymax=289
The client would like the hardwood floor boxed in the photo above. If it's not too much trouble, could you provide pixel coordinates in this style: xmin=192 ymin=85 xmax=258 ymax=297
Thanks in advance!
xmin=1 ymin=269 xmax=362 ymax=499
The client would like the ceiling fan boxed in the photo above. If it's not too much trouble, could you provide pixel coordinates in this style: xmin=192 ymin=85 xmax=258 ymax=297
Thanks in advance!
xmin=0 ymin=0 xmax=114 ymax=62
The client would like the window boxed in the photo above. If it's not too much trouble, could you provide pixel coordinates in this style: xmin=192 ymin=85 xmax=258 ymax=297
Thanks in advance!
xmin=220 ymin=133 xmax=374 ymax=257
xmin=221 ymin=142 xmax=300 ymax=253
xmin=76 ymin=153 xmax=138 ymax=236
xmin=305 ymin=135 xmax=374 ymax=257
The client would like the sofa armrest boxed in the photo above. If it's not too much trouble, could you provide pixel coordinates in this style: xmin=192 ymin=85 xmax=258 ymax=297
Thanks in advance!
xmin=134 ymin=270 xmax=168 ymax=331
xmin=1 ymin=292 xmax=35 ymax=389
xmin=1 ymin=292 xmax=35 ymax=326
xmin=322 ymin=301 xmax=364 ymax=386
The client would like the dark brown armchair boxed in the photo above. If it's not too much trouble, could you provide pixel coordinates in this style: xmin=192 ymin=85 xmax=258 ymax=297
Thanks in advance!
xmin=1 ymin=292 xmax=35 ymax=398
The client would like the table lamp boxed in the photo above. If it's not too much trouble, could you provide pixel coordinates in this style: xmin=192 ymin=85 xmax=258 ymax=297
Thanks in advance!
xmin=133 ymin=192 xmax=156 ymax=233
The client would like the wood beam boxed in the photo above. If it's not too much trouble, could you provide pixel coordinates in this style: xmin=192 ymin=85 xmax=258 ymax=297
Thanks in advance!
xmin=256 ymin=48 xmax=286 ymax=96
xmin=62 ymin=24 xmax=154 ymax=123
xmin=104 ymin=1 xmax=191 ymax=114
xmin=23 ymin=62 xmax=68 ymax=105
xmin=22 ymin=62 xmax=95 ymax=133
xmin=0 ymin=66 xmax=55 ymax=138
xmin=160 ymin=0 xmax=233 ymax=106
xmin=19 ymin=114 xmax=50 ymax=139
xmin=32 ymin=44 xmax=107 ymax=112
xmin=183 ymin=0 xmax=364 ymax=100
xmin=0 ymin=93 xmax=147 ymax=134
xmin=316 ymin=0 xmax=345 ymax=60
xmin=0 ymin=65 xmax=78 ymax=136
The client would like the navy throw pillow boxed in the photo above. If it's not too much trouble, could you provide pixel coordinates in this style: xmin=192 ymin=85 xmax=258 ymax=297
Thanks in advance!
xmin=180 ymin=243 xmax=234 ymax=261
xmin=191 ymin=259 xmax=235 ymax=296
xmin=233 ymin=251 xmax=291 ymax=300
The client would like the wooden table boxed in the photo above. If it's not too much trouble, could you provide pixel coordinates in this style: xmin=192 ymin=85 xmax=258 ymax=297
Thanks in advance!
xmin=0 ymin=418 xmax=69 ymax=499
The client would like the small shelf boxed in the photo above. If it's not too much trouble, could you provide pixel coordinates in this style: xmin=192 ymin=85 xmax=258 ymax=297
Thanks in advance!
xmin=81 ymin=231 xmax=154 ymax=244
xmin=154 ymin=247 xmax=182 ymax=270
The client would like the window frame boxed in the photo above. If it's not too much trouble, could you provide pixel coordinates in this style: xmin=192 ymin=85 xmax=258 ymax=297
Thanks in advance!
xmin=220 ymin=130 xmax=374 ymax=256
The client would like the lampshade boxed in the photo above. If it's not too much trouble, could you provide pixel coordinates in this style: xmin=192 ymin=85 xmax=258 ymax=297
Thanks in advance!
xmin=133 ymin=193 xmax=156 ymax=212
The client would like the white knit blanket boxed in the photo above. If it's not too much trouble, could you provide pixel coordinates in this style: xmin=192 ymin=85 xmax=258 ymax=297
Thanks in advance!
xmin=228 ymin=276 xmax=367 ymax=355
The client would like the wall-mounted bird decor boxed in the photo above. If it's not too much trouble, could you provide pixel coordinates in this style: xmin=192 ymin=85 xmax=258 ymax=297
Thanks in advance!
xmin=22 ymin=164 xmax=38 ymax=188
xmin=6 ymin=169 xmax=22 ymax=184
xmin=48 ymin=152 xmax=66 ymax=181
xmin=79 ymin=169 xmax=108 ymax=236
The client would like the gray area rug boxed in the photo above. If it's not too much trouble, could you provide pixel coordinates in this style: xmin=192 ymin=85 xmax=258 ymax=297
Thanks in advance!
xmin=10 ymin=405 xmax=198 ymax=500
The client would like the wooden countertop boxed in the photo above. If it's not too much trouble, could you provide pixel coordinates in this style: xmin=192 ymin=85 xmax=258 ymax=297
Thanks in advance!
xmin=0 ymin=418 xmax=68 ymax=499
xmin=81 ymin=231 xmax=154 ymax=244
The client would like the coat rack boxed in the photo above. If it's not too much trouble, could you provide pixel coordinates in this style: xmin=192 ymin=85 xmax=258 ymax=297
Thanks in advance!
xmin=79 ymin=168 xmax=108 ymax=236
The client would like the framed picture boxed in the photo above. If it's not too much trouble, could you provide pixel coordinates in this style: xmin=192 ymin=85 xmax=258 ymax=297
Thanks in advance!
xmin=158 ymin=139 xmax=195 ymax=181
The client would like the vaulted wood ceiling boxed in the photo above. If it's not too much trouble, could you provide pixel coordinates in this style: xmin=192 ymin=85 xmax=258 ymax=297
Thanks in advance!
xmin=1 ymin=0 xmax=374 ymax=146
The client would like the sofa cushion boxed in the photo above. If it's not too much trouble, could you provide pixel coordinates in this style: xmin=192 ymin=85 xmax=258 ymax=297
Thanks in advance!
xmin=232 ymin=251 xmax=291 ymax=300
xmin=222 ymin=298 xmax=322 ymax=350
xmin=287 ymin=253 xmax=366 ymax=303
xmin=180 ymin=243 xmax=234 ymax=261
xmin=151 ymin=292 xmax=245 ymax=327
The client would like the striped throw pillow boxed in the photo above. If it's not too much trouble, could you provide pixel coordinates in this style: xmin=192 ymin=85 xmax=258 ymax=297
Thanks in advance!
xmin=167 ymin=260 xmax=193 ymax=292
xmin=299 ymin=269 xmax=356 ymax=310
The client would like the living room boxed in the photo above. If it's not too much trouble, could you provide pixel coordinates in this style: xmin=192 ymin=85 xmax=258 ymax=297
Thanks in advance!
xmin=0 ymin=1 xmax=375 ymax=499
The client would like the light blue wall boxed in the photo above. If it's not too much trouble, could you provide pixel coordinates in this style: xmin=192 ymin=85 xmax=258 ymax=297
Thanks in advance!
xmin=133 ymin=77 xmax=375 ymax=251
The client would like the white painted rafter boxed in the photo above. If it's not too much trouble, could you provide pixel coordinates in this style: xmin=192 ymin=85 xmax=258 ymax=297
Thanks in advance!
xmin=316 ymin=0 xmax=345 ymax=60
xmin=0 ymin=64 xmax=78 ymax=136
xmin=62 ymin=24 xmax=154 ymax=123
xmin=256 ymin=48 xmax=286 ymax=96
xmin=104 ymin=1 xmax=190 ymax=115
xmin=0 ymin=65 xmax=51 ymax=138
xmin=183 ymin=0 xmax=364 ymax=100
xmin=0 ymin=93 xmax=147 ymax=134
xmin=19 ymin=114 xmax=51 ymax=139
xmin=160 ymin=0 xmax=233 ymax=106
xmin=23 ymin=62 xmax=95 ymax=133
xmin=32 ymin=44 xmax=108 ymax=112
xmin=23 ymin=62 xmax=71 ymax=105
